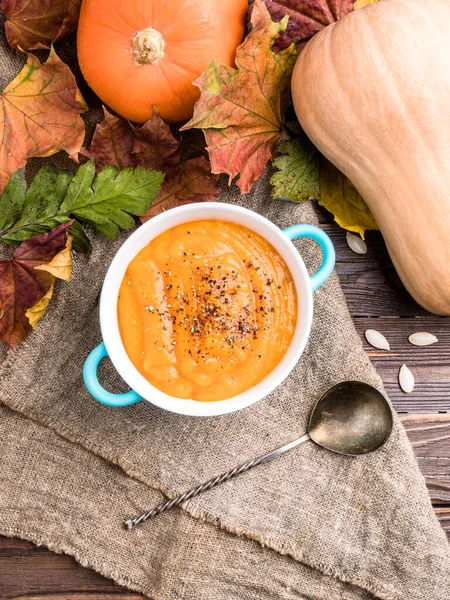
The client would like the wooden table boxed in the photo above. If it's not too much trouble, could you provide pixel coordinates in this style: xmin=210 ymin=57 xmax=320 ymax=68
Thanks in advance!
xmin=1 ymin=208 xmax=449 ymax=598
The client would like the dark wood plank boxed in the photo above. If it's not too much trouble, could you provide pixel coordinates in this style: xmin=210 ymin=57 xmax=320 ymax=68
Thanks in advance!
xmin=0 ymin=537 xmax=143 ymax=598
xmin=436 ymin=507 xmax=450 ymax=535
xmin=400 ymin=415 xmax=450 ymax=504
xmin=354 ymin=318 xmax=450 ymax=412
xmin=316 ymin=207 xmax=435 ymax=317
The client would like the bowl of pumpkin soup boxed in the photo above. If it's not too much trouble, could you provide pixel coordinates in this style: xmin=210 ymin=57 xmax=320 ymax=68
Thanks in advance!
xmin=83 ymin=203 xmax=335 ymax=416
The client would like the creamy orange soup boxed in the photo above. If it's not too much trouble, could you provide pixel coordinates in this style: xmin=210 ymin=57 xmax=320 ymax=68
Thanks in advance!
xmin=117 ymin=220 xmax=297 ymax=401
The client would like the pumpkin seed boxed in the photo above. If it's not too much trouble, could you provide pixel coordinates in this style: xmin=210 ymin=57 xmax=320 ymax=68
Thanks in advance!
xmin=408 ymin=332 xmax=438 ymax=346
xmin=346 ymin=232 xmax=367 ymax=255
xmin=399 ymin=364 xmax=414 ymax=393
xmin=365 ymin=329 xmax=390 ymax=350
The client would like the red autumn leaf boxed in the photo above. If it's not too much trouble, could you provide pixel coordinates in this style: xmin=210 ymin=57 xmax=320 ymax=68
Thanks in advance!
xmin=0 ymin=48 xmax=87 ymax=193
xmin=181 ymin=0 xmax=297 ymax=194
xmin=263 ymin=0 xmax=354 ymax=51
xmin=79 ymin=106 xmax=180 ymax=173
xmin=141 ymin=157 xmax=221 ymax=221
xmin=1 ymin=0 xmax=82 ymax=51
xmin=0 ymin=222 xmax=72 ymax=347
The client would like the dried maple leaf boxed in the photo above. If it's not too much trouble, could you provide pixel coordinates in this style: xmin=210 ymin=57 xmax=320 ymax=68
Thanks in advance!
xmin=0 ymin=48 xmax=87 ymax=193
xmin=0 ymin=222 xmax=72 ymax=347
xmin=79 ymin=107 xmax=180 ymax=173
xmin=263 ymin=0 xmax=354 ymax=51
xmin=1 ymin=0 xmax=82 ymax=51
xmin=81 ymin=107 xmax=220 ymax=217
xmin=319 ymin=159 xmax=378 ymax=239
xmin=25 ymin=233 xmax=72 ymax=329
xmin=141 ymin=157 xmax=220 ymax=221
xmin=181 ymin=1 xmax=297 ymax=194
xmin=35 ymin=233 xmax=73 ymax=281
xmin=131 ymin=110 xmax=180 ymax=173
xmin=79 ymin=107 xmax=135 ymax=171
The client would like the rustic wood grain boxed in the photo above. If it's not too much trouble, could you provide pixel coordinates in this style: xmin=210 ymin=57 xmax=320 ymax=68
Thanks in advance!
xmin=353 ymin=318 xmax=450 ymax=412
xmin=0 ymin=539 xmax=128 ymax=597
xmin=317 ymin=210 xmax=430 ymax=317
xmin=1 ymin=207 xmax=448 ymax=597
xmin=400 ymin=415 xmax=450 ymax=504
xmin=436 ymin=508 xmax=450 ymax=535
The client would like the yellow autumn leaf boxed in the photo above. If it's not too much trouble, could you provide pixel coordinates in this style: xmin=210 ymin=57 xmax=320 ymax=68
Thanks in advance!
xmin=35 ymin=234 xmax=73 ymax=281
xmin=319 ymin=159 xmax=378 ymax=239
xmin=354 ymin=0 xmax=380 ymax=9
xmin=25 ymin=281 xmax=55 ymax=330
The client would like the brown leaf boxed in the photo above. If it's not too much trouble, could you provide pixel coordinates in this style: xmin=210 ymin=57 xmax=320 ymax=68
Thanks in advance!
xmin=79 ymin=106 xmax=180 ymax=174
xmin=0 ymin=48 xmax=87 ymax=192
xmin=79 ymin=107 xmax=134 ymax=171
xmin=1 ymin=0 xmax=82 ymax=51
xmin=141 ymin=157 xmax=221 ymax=221
xmin=131 ymin=111 xmax=180 ymax=173
xmin=24 ymin=231 xmax=73 ymax=328
xmin=181 ymin=1 xmax=297 ymax=194
xmin=263 ymin=0 xmax=354 ymax=51
xmin=35 ymin=233 xmax=73 ymax=281
xmin=80 ymin=107 xmax=220 ymax=217
xmin=0 ymin=222 xmax=72 ymax=347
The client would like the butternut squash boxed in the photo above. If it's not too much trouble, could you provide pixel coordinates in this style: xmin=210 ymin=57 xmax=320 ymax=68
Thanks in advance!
xmin=291 ymin=0 xmax=450 ymax=315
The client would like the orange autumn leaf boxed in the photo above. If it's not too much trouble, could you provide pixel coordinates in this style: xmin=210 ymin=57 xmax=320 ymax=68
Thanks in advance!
xmin=181 ymin=0 xmax=297 ymax=194
xmin=0 ymin=48 xmax=87 ymax=192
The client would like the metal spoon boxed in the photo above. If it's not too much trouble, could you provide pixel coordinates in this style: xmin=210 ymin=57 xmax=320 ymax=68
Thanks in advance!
xmin=124 ymin=381 xmax=393 ymax=529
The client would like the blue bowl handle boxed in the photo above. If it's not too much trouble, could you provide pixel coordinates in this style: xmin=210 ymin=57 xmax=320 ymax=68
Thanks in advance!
xmin=83 ymin=342 xmax=142 ymax=407
xmin=283 ymin=224 xmax=336 ymax=291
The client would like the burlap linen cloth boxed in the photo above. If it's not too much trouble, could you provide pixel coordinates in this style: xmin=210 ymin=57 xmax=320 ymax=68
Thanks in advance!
xmin=1 ymin=23 xmax=449 ymax=600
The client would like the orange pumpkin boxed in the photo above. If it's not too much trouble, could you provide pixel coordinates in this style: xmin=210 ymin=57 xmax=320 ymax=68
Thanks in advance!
xmin=77 ymin=0 xmax=248 ymax=123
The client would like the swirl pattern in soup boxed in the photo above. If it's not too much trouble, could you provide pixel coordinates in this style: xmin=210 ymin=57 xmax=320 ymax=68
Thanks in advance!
xmin=117 ymin=220 xmax=297 ymax=401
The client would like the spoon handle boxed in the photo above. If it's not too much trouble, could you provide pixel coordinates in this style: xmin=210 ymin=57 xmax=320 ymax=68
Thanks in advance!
xmin=124 ymin=433 xmax=311 ymax=530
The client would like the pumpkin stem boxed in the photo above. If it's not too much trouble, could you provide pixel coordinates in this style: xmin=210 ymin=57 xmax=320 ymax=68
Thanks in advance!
xmin=132 ymin=28 xmax=165 ymax=65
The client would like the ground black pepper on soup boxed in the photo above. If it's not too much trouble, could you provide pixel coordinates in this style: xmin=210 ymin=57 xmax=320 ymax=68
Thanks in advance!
xmin=117 ymin=220 xmax=297 ymax=401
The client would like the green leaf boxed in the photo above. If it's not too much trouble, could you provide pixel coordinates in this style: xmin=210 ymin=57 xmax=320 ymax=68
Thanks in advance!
xmin=271 ymin=136 xmax=320 ymax=203
xmin=67 ymin=162 xmax=165 ymax=239
xmin=2 ymin=165 xmax=73 ymax=243
xmin=319 ymin=158 xmax=378 ymax=239
xmin=60 ymin=159 xmax=96 ymax=213
xmin=0 ymin=169 xmax=27 ymax=231
xmin=69 ymin=221 xmax=91 ymax=254
xmin=0 ymin=160 xmax=164 ymax=250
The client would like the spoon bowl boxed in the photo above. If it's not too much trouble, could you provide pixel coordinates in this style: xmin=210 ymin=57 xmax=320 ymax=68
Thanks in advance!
xmin=309 ymin=381 xmax=393 ymax=455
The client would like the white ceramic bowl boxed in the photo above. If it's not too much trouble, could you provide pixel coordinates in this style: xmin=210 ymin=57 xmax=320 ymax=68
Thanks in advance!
xmin=83 ymin=203 xmax=335 ymax=416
